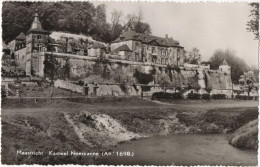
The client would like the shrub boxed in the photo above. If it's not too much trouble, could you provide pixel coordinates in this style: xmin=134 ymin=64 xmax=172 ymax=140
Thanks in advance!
xmin=236 ymin=95 xmax=247 ymax=100
xmin=187 ymin=93 xmax=201 ymax=100
xmin=202 ymin=93 xmax=210 ymax=99
xmin=152 ymin=92 xmax=182 ymax=100
xmin=236 ymin=95 xmax=254 ymax=100
xmin=212 ymin=94 xmax=226 ymax=99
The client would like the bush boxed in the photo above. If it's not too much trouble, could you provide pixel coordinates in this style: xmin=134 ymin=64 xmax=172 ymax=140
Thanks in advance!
xmin=236 ymin=95 xmax=254 ymax=100
xmin=212 ymin=94 xmax=226 ymax=99
xmin=202 ymin=93 xmax=210 ymax=99
xmin=187 ymin=93 xmax=201 ymax=100
xmin=152 ymin=92 xmax=182 ymax=100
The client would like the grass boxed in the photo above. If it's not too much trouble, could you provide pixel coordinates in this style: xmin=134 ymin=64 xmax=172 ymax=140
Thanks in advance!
xmin=1 ymin=98 xmax=258 ymax=164
xmin=229 ymin=119 xmax=258 ymax=149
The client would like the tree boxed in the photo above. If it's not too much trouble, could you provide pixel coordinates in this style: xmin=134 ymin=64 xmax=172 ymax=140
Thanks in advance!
xmin=124 ymin=9 xmax=151 ymax=34
xmin=249 ymin=66 xmax=259 ymax=82
xmin=209 ymin=49 xmax=249 ymax=83
xmin=186 ymin=48 xmax=201 ymax=64
xmin=3 ymin=2 xmax=152 ymax=44
xmin=247 ymin=3 xmax=259 ymax=40
xmin=239 ymin=71 xmax=257 ymax=96
xmin=2 ymin=2 xmax=111 ymax=43
xmin=110 ymin=9 xmax=123 ymax=40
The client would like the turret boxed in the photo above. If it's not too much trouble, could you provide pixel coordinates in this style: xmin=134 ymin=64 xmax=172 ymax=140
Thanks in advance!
xmin=25 ymin=9 xmax=49 ymax=76
xmin=219 ymin=59 xmax=231 ymax=74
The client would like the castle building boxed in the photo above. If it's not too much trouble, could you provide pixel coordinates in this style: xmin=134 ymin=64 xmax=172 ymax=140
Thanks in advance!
xmin=8 ymin=11 xmax=186 ymax=79
xmin=25 ymin=11 xmax=50 ymax=76
xmin=111 ymin=31 xmax=185 ymax=66
xmin=219 ymin=59 xmax=231 ymax=74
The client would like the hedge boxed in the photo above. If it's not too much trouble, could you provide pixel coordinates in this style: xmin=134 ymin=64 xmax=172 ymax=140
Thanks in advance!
xmin=211 ymin=94 xmax=226 ymax=99
xmin=202 ymin=93 xmax=210 ymax=99
xmin=152 ymin=92 xmax=182 ymax=100
xmin=187 ymin=93 xmax=201 ymax=100
xmin=236 ymin=95 xmax=255 ymax=100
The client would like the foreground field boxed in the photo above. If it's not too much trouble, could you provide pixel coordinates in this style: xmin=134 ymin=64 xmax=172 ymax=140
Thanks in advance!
xmin=1 ymin=98 xmax=258 ymax=164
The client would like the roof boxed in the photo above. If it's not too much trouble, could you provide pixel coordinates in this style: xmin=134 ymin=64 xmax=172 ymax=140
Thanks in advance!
xmin=15 ymin=32 xmax=26 ymax=40
xmin=114 ymin=44 xmax=132 ymax=52
xmin=88 ymin=42 xmax=106 ymax=49
xmin=48 ymin=36 xmax=57 ymax=44
xmin=220 ymin=59 xmax=229 ymax=66
xmin=112 ymin=30 xmax=182 ymax=47
xmin=27 ymin=12 xmax=49 ymax=35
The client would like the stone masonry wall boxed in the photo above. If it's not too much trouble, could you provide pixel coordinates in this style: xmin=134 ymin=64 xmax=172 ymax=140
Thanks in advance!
xmin=43 ymin=52 xmax=232 ymax=91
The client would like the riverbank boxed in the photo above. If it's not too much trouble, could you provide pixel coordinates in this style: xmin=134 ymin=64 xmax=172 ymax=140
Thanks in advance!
xmin=1 ymin=98 xmax=258 ymax=164
xmin=229 ymin=119 xmax=258 ymax=149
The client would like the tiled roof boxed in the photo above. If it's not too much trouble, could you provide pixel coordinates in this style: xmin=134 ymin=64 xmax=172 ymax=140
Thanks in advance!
xmin=15 ymin=32 xmax=26 ymax=40
xmin=114 ymin=44 xmax=132 ymax=52
xmin=112 ymin=30 xmax=182 ymax=47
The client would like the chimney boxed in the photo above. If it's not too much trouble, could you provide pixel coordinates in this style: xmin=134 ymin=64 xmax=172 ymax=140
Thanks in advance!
xmin=165 ymin=34 xmax=168 ymax=39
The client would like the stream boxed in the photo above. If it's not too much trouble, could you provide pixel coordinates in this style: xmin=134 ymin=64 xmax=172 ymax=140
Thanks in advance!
xmin=98 ymin=134 xmax=257 ymax=166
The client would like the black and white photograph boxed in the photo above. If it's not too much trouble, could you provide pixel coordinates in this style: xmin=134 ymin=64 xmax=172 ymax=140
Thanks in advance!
xmin=1 ymin=1 xmax=259 ymax=166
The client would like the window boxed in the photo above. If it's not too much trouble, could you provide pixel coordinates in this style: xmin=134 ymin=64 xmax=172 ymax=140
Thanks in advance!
xmin=135 ymin=53 xmax=139 ymax=61
xmin=152 ymin=47 xmax=155 ymax=54
xmin=161 ymin=58 xmax=164 ymax=64
xmin=37 ymin=44 xmax=42 ymax=51
xmin=135 ymin=42 xmax=139 ymax=51
xmin=128 ymin=54 xmax=131 ymax=60
xmin=165 ymin=58 xmax=168 ymax=64
xmin=37 ymin=35 xmax=42 ymax=40
xmin=142 ymin=46 xmax=146 ymax=53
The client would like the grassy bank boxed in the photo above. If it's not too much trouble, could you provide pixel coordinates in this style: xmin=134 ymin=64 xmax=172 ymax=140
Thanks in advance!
xmin=228 ymin=119 xmax=258 ymax=150
xmin=1 ymin=98 xmax=258 ymax=164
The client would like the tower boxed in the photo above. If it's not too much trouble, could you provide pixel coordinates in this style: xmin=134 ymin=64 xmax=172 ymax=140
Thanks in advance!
xmin=219 ymin=59 xmax=231 ymax=74
xmin=26 ymin=10 xmax=49 ymax=76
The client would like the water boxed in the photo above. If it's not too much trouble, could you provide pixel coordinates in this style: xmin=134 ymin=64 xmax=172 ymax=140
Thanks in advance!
xmin=98 ymin=134 xmax=257 ymax=166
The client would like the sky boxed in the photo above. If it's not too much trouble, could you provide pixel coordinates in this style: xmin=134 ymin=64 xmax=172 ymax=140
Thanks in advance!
xmin=93 ymin=2 xmax=258 ymax=67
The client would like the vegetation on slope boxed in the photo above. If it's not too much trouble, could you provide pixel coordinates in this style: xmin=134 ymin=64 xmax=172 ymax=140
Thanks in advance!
xmin=228 ymin=119 xmax=258 ymax=150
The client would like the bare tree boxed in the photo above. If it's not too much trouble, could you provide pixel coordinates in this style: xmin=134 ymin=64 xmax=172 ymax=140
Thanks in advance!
xmin=187 ymin=48 xmax=201 ymax=64
xmin=111 ymin=9 xmax=123 ymax=36
xmin=124 ymin=8 xmax=151 ymax=34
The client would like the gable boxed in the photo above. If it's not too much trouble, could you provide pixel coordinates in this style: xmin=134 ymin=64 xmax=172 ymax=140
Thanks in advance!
xmin=148 ymin=39 xmax=160 ymax=46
